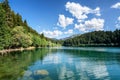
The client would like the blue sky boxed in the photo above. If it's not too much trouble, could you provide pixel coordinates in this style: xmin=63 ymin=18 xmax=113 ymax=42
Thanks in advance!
xmin=9 ymin=0 xmax=120 ymax=39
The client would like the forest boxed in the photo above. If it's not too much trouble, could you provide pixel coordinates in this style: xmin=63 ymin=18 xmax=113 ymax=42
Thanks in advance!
xmin=62 ymin=30 xmax=120 ymax=47
xmin=0 ymin=0 xmax=60 ymax=50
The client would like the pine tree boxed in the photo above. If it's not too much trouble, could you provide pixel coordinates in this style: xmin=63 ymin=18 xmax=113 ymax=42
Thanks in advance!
xmin=0 ymin=4 xmax=12 ymax=49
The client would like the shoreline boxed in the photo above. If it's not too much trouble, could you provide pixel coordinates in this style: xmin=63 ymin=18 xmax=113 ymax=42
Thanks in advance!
xmin=64 ymin=44 xmax=120 ymax=47
xmin=0 ymin=45 xmax=119 ymax=55
xmin=0 ymin=47 xmax=35 ymax=55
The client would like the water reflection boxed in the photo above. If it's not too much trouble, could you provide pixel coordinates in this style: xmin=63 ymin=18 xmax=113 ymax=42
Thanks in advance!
xmin=75 ymin=61 xmax=110 ymax=80
xmin=62 ymin=48 xmax=120 ymax=80
xmin=58 ymin=63 xmax=75 ymax=80
xmin=0 ymin=48 xmax=56 ymax=80
xmin=43 ymin=54 xmax=61 ymax=64
xmin=0 ymin=47 xmax=120 ymax=80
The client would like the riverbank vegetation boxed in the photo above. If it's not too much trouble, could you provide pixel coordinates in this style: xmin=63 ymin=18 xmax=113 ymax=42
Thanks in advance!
xmin=0 ymin=0 xmax=60 ymax=50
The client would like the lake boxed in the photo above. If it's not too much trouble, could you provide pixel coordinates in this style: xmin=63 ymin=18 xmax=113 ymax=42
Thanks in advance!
xmin=0 ymin=47 xmax=120 ymax=80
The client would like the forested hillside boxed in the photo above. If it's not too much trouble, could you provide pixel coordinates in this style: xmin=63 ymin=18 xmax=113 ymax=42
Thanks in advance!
xmin=63 ymin=30 xmax=120 ymax=47
xmin=0 ymin=0 xmax=60 ymax=50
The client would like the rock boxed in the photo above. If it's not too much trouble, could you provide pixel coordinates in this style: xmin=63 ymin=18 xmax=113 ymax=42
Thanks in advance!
xmin=35 ymin=70 xmax=49 ymax=76
xmin=24 ymin=70 xmax=32 ymax=77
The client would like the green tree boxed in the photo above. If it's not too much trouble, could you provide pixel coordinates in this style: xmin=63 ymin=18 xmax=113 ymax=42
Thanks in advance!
xmin=0 ymin=4 xmax=11 ymax=49
xmin=114 ymin=29 xmax=120 ymax=45
xmin=32 ymin=35 xmax=41 ymax=47
xmin=15 ymin=13 xmax=23 ymax=26
xmin=12 ymin=26 xmax=32 ymax=48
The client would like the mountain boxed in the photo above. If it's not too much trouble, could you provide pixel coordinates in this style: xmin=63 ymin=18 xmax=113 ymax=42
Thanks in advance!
xmin=60 ymin=34 xmax=81 ymax=41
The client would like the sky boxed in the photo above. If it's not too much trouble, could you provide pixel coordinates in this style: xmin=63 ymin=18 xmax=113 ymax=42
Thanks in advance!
xmin=8 ymin=0 xmax=120 ymax=39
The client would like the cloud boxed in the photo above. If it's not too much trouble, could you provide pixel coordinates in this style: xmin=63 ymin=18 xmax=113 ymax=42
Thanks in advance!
xmin=85 ymin=18 xmax=104 ymax=31
xmin=93 ymin=7 xmax=101 ymax=16
xmin=75 ymin=18 xmax=104 ymax=32
xmin=42 ymin=30 xmax=63 ymax=38
xmin=111 ymin=2 xmax=120 ymax=9
xmin=54 ymin=1 xmax=104 ymax=38
xmin=115 ymin=16 xmax=120 ymax=29
xmin=42 ymin=29 xmax=74 ymax=38
xmin=64 ymin=29 xmax=73 ymax=34
xmin=57 ymin=14 xmax=74 ymax=29
xmin=75 ymin=23 xmax=86 ymax=32
xmin=65 ymin=2 xmax=101 ymax=21
xmin=118 ymin=16 xmax=120 ymax=21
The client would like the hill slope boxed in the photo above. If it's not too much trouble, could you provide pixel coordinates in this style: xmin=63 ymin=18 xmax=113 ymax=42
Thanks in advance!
xmin=0 ymin=0 xmax=60 ymax=50
xmin=63 ymin=30 xmax=120 ymax=47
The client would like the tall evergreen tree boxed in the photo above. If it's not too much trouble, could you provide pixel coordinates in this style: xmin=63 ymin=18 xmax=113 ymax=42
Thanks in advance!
xmin=23 ymin=20 xmax=28 ymax=27
xmin=0 ymin=4 xmax=12 ymax=49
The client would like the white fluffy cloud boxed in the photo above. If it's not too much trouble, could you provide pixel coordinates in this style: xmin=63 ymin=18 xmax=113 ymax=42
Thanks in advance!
xmin=111 ymin=2 xmax=120 ymax=9
xmin=85 ymin=18 xmax=104 ymax=31
xmin=57 ymin=14 xmax=74 ymax=28
xmin=55 ymin=1 xmax=104 ymax=37
xmin=75 ymin=18 xmax=104 ymax=32
xmin=42 ymin=29 xmax=74 ymax=38
xmin=43 ymin=30 xmax=63 ymax=38
xmin=75 ymin=23 xmax=86 ymax=32
xmin=64 ymin=29 xmax=73 ymax=34
xmin=65 ymin=2 xmax=101 ymax=21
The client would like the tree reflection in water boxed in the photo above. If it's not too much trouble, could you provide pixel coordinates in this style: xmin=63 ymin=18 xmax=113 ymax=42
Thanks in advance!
xmin=0 ymin=47 xmax=120 ymax=80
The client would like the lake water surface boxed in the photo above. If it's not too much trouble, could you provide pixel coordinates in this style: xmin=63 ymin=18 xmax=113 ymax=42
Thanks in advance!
xmin=0 ymin=47 xmax=120 ymax=80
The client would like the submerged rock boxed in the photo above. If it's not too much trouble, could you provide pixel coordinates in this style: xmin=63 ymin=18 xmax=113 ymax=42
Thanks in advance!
xmin=35 ymin=70 xmax=49 ymax=76
xmin=24 ymin=70 xmax=32 ymax=77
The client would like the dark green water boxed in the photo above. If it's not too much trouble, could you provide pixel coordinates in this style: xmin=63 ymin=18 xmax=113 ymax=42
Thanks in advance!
xmin=0 ymin=47 xmax=120 ymax=80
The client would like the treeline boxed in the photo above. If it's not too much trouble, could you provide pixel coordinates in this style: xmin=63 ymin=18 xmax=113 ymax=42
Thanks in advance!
xmin=63 ymin=30 xmax=120 ymax=47
xmin=0 ymin=0 xmax=60 ymax=50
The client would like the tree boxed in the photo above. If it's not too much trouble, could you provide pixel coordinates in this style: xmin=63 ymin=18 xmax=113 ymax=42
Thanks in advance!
xmin=15 ymin=13 xmax=23 ymax=26
xmin=23 ymin=20 xmax=28 ymax=27
xmin=11 ymin=26 xmax=32 ymax=48
xmin=2 ymin=0 xmax=14 ymax=28
xmin=114 ymin=29 xmax=120 ymax=45
xmin=32 ymin=35 xmax=41 ymax=47
xmin=41 ymin=33 xmax=44 ymax=38
xmin=2 ymin=0 xmax=10 ymax=11
xmin=0 ymin=4 xmax=13 ymax=49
